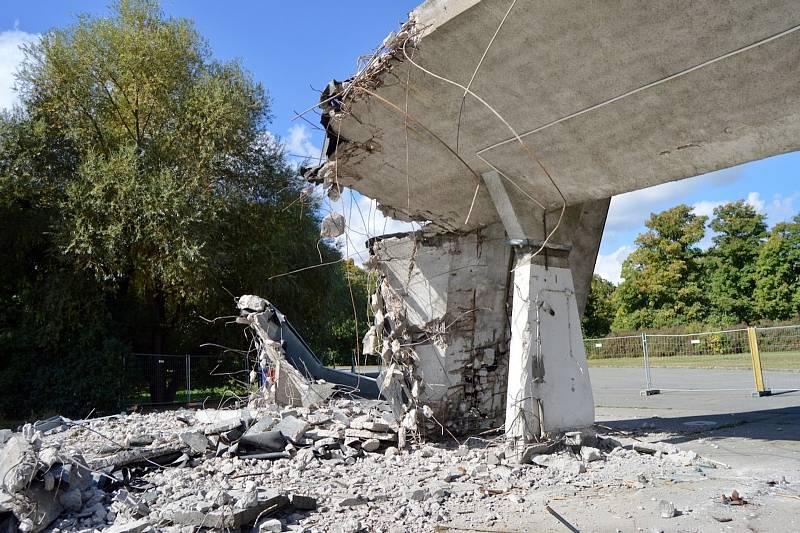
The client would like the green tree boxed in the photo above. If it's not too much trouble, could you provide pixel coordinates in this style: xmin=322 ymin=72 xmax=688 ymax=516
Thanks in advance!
xmin=582 ymin=274 xmax=617 ymax=337
xmin=753 ymin=215 xmax=800 ymax=320
xmin=14 ymin=0 xmax=271 ymax=356
xmin=612 ymin=205 xmax=707 ymax=330
xmin=1 ymin=0 xmax=354 ymax=412
xmin=704 ymin=201 xmax=767 ymax=324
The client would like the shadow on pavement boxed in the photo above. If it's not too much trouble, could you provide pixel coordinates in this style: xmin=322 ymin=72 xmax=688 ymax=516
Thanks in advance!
xmin=600 ymin=405 xmax=800 ymax=444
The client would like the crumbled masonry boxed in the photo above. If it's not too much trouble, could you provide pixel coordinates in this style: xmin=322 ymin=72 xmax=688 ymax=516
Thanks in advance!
xmin=0 ymin=401 xmax=752 ymax=533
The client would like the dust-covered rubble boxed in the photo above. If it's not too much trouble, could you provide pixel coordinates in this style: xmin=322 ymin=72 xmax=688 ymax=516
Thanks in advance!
xmin=0 ymin=401 xmax=782 ymax=532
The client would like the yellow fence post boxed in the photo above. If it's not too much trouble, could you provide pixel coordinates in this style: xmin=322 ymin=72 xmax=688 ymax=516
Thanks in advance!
xmin=747 ymin=326 xmax=771 ymax=397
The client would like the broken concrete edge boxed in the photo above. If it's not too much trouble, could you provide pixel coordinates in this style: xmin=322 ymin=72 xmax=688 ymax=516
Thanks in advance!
xmin=236 ymin=294 xmax=382 ymax=409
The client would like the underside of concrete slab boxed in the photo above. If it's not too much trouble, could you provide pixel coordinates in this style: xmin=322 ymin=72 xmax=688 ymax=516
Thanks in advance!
xmin=307 ymin=0 xmax=800 ymax=435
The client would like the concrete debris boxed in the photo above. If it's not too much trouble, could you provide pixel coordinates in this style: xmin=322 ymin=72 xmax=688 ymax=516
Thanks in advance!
xmin=320 ymin=212 xmax=346 ymax=238
xmin=0 ymin=401 xmax=734 ymax=533
xmin=659 ymin=499 xmax=677 ymax=518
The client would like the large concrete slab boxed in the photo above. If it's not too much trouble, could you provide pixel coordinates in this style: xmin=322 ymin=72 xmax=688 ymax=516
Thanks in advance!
xmin=316 ymin=0 xmax=800 ymax=236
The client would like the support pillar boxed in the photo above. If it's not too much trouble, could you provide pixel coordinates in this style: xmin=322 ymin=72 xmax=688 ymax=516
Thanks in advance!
xmin=504 ymin=250 xmax=594 ymax=440
xmin=482 ymin=170 xmax=596 ymax=441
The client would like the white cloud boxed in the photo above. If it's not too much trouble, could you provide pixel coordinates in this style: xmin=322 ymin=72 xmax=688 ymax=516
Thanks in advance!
xmin=594 ymin=245 xmax=634 ymax=284
xmin=768 ymin=192 xmax=799 ymax=222
xmin=605 ymin=167 xmax=743 ymax=238
xmin=285 ymin=123 xmax=321 ymax=162
xmin=691 ymin=199 xmax=724 ymax=219
xmin=746 ymin=191 xmax=765 ymax=213
xmin=0 ymin=28 xmax=37 ymax=111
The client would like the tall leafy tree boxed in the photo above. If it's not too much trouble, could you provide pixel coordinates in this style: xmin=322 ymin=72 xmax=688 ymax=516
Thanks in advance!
xmin=581 ymin=274 xmax=617 ymax=337
xmin=1 ymin=0 xmax=357 ymax=411
xmin=612 ymin=205 xmax=707 ymax=330
xmin=704 ymin=201 xmax=767 ymax=324
xmin=14 ymin=0 xmax=272 ymax=354
xmin=753 ymin=215 xmax=800 ymax=320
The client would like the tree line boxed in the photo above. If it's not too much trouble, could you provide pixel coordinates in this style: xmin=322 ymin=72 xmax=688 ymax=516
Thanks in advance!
xmin=583 ymin=203 xmax=800 ymax=338
xmin=0 ymin=0 xmax=370 ymax=419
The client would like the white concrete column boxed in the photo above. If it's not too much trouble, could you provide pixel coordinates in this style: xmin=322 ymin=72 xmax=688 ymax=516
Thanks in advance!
xmin=504 ymin=252 xmax=594 ymax=441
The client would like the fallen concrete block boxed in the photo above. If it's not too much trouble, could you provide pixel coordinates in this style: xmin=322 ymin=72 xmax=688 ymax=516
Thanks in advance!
xmin=274 ymin=416 xmax=308 ymax=442
xmin=245 ymin=415 xmax=276 ymax=435
xmin=289 ymin=494 xmax=317 ymax=511
xmin=0 ymin=436 xmax=35 ymax=493
xmin=256 ymin=518 xmax=283 ymax=532
xmin=361 ymin=439 xmax=380 ymax=452
xmin=89 ymin=443 xmax=187 ymax=470
xmin=180 ymin=431 xmax=209 ymax=454
xmin=344 ymin=429 xmax=396 ymax=442
xmin=115 ymin=490 xmax=150 ymax=516
xmin=166 ymin=490 xmax=288 ymax=528
xmin=580 ymin=446 xmax=602 ymax=463
xmin=105 ymin=518 xmax=152 ymax=533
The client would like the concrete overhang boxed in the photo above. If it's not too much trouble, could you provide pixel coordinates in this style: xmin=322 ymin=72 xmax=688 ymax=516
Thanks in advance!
xmin=311 ymin=0 xmax=800 ymax=235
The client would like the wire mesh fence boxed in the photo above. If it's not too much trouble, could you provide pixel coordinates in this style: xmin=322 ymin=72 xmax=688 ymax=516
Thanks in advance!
xmin=122 ymin=353 xmax=248 ymax=407
xmin=585 ymin=324 xmax=800 ymax=394
xmin=755 ymin=324 xmax=800 ymax=392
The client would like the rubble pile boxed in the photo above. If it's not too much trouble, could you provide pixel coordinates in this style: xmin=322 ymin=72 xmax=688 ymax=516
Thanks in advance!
xmin=0 ymin=399 xmax=729 ymax=533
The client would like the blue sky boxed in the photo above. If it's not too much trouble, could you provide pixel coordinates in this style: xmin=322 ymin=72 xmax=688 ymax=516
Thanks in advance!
xmin=2 ymin=1 xmax=798 ymax=282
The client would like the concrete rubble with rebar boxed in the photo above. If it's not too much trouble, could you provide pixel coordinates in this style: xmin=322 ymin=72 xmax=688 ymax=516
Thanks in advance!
xmin=3 ymin=399 xmax=799 ymax=532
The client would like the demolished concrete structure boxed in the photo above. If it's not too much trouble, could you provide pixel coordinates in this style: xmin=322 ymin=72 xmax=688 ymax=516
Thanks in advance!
xmin=305 ymin=0 xmax=800 ymax=439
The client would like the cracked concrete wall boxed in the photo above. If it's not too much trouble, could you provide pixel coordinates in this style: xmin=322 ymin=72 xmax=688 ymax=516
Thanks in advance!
xmin=369 ymin=223 xmax=511 ymax=434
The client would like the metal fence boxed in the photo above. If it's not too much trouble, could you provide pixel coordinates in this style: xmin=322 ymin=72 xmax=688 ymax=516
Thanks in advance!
xmin=122 ymin=353 xmax=248 ymax=407
xmin=585 ymin=324 xmax=800 ymax=395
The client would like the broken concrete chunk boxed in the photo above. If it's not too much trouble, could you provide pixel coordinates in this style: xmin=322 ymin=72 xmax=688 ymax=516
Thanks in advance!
xmin=580 ymin=446 xmax=602 ymax=463
xmin=179 ymin=430 xmax=209 ymax=454
xmin=0 ymin=436 xmax=36 ymax=493
xmin=238 ymin=295 xmax=268 ymax=312
xmin=289 ymin=494 xmax=317 ymax=511
xmin=320 ymin=212 xmax=346 ymax=238
xmin=256 ymin=518 xmax=283 ymax=532
xmin=361 ymin=439 xmax=380 ymax=452
xmin=344 ymin=429 xmax=396 ymax=442
xmin=104 ymin=518 xmax=152 ymax=533
xmin=115 ymin=490 xmax=149 ymax=517
xmin=659 ymin=500 xmax=677 ymax=518
xmin=274 ymin=416 xmax=309 ymax=442
xmin=246 ymin=415 xmax=276 ymax=435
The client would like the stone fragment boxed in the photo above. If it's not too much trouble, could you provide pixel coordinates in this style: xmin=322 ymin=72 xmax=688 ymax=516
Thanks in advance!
xmin=344 ymin=429 xmax=396 ymax=442
xmin=0 ymin=435 xmax=36 ymax=493
xmin=404 ymin=488 xmax=429 ymax=501
xmin=580 ymin=446 xmax=602 ymax=462
xmin=0 ymin=429 xmax=12 ymax=445
xmin=338 ymin=495 xmax=368 ymax=507
xmin=180 ymin=431 xmax=209 ymax=454
xmin=384 ymin=446 xmax=398 ymax=457
xmin=290 ymin=494 xmax=317 ymax=510
xmin=564 ymin=430 xmax=596 ymax=447
xmin=320 ymin=212 xmax=346 ymax=238
xmin=659 ymin=500 xmax=677 ymax=518
xmin=246 ymin=415 xmax=276 ymax=435
xmin=105 ymin=518 xmax=151 ymax=533
xmin=361 ymin=439 xmax=381 ymax=452
xmin=238 ymin=295 xmax=268 ymax=312
xmin=115 ymin=490 xmax=149 ymax=516
xmin=274 ymin=416 xmax=309 ymax=442
xmin=257 ymin=518 xmax=283 ymax=532
xmin=516 ymin=442 xmax=553 ymax=464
